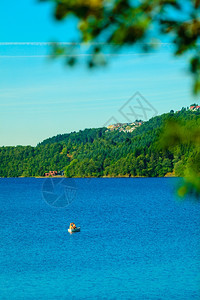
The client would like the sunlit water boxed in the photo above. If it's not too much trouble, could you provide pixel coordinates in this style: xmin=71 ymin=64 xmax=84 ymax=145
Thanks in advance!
xmin=0 ymin=178 xmax=199 ymax=299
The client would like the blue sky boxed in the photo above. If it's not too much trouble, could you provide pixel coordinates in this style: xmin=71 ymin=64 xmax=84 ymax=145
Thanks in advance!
xmin=0 ymin=0 xmax=198 ymax=146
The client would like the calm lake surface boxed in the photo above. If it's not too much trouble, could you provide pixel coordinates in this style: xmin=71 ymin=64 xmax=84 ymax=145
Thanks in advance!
xmin=0 ymin=178 xmax=200 ymax=299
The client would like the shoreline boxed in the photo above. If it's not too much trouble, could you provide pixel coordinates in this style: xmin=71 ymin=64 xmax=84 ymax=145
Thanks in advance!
xmin=0 ymin=174 xmax=178 ymax=179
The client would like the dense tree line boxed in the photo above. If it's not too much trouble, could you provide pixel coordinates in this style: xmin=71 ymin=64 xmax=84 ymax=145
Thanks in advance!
xmin=0 ymin=109 xmax=199 ymax=178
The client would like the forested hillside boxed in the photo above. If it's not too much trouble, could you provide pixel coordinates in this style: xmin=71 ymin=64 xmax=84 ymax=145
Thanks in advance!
xmin=0 ymin=109 xmax=199 ymax=178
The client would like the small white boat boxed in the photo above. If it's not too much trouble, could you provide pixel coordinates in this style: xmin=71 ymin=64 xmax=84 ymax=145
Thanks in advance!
xmin=68 ymin=227 xmax=81 ymax=233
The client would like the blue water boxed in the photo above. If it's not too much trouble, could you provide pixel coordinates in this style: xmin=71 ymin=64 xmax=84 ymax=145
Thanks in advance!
xmin=0 ymin=178 xmax=200 ymax=299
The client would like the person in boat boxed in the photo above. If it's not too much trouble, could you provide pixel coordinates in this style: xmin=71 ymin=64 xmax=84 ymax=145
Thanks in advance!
xmin=70 ymin=223 xmax=76 ymax=229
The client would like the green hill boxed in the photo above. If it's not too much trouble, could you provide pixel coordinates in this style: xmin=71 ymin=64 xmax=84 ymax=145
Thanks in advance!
xmin=0 ymin=109 xmax=199 ymax=178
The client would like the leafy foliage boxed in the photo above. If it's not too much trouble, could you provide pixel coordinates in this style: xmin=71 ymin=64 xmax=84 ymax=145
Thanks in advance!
xmin=159 ymin=113 xmax=200 ymax=198
xmin=40 ymin=0 xmax=200 ymax=93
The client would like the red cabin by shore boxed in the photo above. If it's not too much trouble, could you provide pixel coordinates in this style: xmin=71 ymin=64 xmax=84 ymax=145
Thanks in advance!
xmin=45 ymin=171 xmax=57 ymax=177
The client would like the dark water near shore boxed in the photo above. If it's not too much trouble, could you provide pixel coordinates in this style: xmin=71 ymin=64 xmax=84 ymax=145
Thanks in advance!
xmin=0 ymin=178 xmax=200 ymax=299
